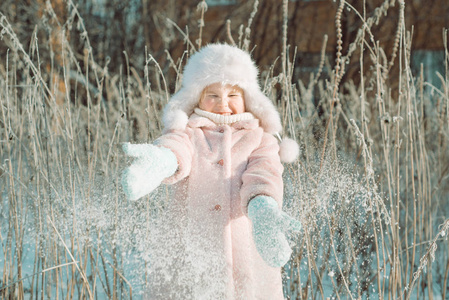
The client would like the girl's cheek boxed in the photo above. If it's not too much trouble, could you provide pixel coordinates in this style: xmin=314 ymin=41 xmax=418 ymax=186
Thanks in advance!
xmin=230 ymin=98 xmax=245 ymax=113
xmin=199 ymin=98 xmax=215 ymax=112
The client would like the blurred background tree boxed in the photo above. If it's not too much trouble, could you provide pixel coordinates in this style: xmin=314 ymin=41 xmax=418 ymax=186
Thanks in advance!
xmin=1 ymin=0 xmax=448 ymax=98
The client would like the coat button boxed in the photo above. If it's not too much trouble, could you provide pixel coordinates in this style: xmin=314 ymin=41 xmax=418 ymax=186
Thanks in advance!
xmin=217 ymin=159 xmax=224 ymax=166
xmin=214 ymin=204 xmax=222 ymax=211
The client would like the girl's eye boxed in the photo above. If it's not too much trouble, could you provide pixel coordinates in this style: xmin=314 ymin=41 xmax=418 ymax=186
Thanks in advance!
xmin=229 ymin=94 xmax=240 ymax=97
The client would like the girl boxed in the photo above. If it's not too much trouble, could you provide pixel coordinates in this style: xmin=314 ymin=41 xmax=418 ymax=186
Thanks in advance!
xmin=122 ymin=44 xmax=300 ymax=300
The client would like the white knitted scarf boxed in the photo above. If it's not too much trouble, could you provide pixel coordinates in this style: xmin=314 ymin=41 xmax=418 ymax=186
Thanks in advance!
xmin=194 ymin=108 xmax=255 ymax=125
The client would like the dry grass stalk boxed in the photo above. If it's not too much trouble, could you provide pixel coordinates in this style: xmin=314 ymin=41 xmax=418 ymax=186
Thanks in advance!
xmin=226 ymin=19 xmax=236 ymax=46
xmin=196 ymin=0 xmax=208 ymax=49
xmin=242 ymin=0 xmax=259 ymax=51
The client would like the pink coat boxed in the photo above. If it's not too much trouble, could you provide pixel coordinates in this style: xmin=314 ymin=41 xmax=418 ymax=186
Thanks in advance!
xmin=149 ymin=113 xmax=285 ymax=300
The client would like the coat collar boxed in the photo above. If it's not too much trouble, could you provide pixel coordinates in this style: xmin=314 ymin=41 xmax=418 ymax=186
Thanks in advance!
xmin=187 ymin=113 xmax=260 ymax=130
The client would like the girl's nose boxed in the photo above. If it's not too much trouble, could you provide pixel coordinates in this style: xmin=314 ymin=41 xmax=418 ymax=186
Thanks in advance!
xmin=218 ymin=97 xmax=229 ymax=106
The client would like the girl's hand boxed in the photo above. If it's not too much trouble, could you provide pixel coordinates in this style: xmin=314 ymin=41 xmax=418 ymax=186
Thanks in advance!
xmin=121 ymin=143 xmax=178 ymax=200
xmin=248 ymin=195 xmax=301 ymax=267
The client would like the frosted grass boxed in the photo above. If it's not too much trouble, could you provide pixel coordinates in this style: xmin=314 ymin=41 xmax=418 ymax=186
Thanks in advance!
xmin=1 ymin=0 xmax=449 ymax=299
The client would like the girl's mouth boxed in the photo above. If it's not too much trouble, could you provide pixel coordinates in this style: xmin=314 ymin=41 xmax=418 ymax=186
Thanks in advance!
xmin=215 ymin=111 xmax=232 ymax=115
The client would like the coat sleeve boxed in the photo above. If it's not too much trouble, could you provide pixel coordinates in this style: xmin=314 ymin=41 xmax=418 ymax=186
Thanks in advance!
xmin=153 ymin=129 xmax=194 ymax=185
xmin=240 ymin=132 xmax=284 ymax=214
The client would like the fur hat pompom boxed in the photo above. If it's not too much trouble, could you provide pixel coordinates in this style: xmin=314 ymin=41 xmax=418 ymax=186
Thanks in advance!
xmin=279 ymin=137 xmax=300 ymax=163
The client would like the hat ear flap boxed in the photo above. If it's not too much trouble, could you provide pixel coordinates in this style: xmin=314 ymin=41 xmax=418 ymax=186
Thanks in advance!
xmin=244 ymin=87 xmax=282 ymax=134
xmin=162 ymin=84 xmax=206 ymax=132
xmin=162 ymin=92 xmax=189 ymax=132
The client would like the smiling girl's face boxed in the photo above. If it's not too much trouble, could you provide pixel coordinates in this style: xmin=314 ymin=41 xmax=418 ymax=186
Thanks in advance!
xmin=199 ymin=83 xmax=245 ymax=116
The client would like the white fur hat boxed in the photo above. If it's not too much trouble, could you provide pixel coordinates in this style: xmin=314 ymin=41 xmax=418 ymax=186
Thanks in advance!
xmin=162 ymin=43 xmax=299 ymax=162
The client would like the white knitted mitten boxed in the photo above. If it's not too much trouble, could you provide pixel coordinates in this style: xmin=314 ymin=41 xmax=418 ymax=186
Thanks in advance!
xmin=121 ymin=143 xmax=178 ymax=200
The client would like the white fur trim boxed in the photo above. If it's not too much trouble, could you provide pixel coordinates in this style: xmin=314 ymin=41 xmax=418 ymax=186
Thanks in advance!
xmin=279 ymin=137 xmax=300 ymax=163
xmin=162 ymin=43 xmax=282 ymax=134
